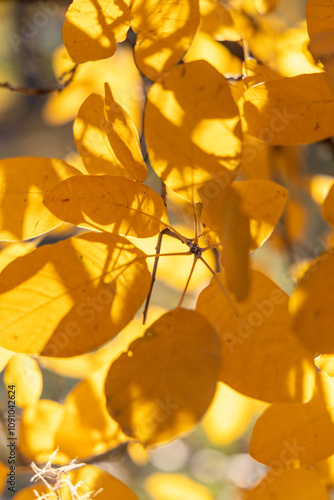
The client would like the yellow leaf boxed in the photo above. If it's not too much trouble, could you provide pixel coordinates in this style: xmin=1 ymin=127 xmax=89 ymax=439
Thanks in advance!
xmin=43 ymin=175 xmax=169 ymax=238
xmin=0 ymin=232 xmax=151 ymax=357
xmin=243 ymin=73 xmax=334 ymax=145
xmin=306 ymin=174 xmax=334 ymax=205
xmin=243 ymin=468 xmax=328 ymax=500
xmin=309 ymin=33 xmax=334 ymax=88
xmin=233 ymin=180 xmax=288 ymax=249
xmin=289 ymin=250 xmax=334 ymax=353
xmin=73 ymin=84 xmax=147 ymax=180
xmin=131 ymin=0 xmax=200 ymax=80
xmin=201 ymin=180 xmax=287 ymax=252
xmin=4 ymin=355 xmax=42 ymax=408
xmin=202 ymin=382 xmax=266 ymax=446
xmin=38 ymin=313 xmax=151 ymax=379
xmin=315 ymin=453 xmax=334 ymax=489
xmin=196 ymin=269 xmax=315 ymax=403
xmin=199 ymin=0 xmax=241 ymax=41
xmin=55 ymin=366 xmax=126 ymax=460
xmin=184 ymin=31 xmax=242 ymax=77
xmin=145 ymin=473 xmax=214 ymax=500
xmin=13 ymin=465 xmax=138 ymax=500
xmin=44 ymin=45 xmax=144 ymax=132
xmin=316 ymin=354 xmax=334 ymax=377
xmin=62 ymin=0 xmax=131 ymax=63
xmin=306 ymin=0 xmax=334 ymax=39
xmin=217 ymin=187 xmax=251 ymax=301
xmin=62 ymin=465 xmax=139 ymax=500
xmin=19 ymin=400 xmax=67 ymax=464
xmin=127 ymin=442 xmax=150 ymax=466
xmin=0 ymin=157 xmax=83 ymax=241
xmin=104 ymin=83 xmax=147 ymax=179
xmin=145 ymin=60 xmax=242 ymax=202
xmin=105 ymin=308 xmax=220 ymax=446
xmin=249 ymin=372 xmax=334 ymax=467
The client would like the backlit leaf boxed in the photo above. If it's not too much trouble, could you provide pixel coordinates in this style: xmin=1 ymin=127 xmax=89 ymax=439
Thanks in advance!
xmin=62 ymin=0 xmax=131 ymax=63
xmin=233 ymin=180 xmax=288 ymax=249
xmin=217 ymin=187 xmax=251 ymax=301
xmin=289 ymin=250 xmax=334 ymax=353
xmin=19 ymin=400 xmax=67 ymax=464
xmin=243 ymin=468 xmax=328 ymax=500
xmin=131 ymin=0 xmax=200 ymax=79
xmin=4 ymin=355 xmax=42 ymax=408
xmin=55 ymin=365 xmax=126 ymax=460
xmin=306 ymin=0 xmax=334 ymax=38
xmin=145 ymin=473 xmax=214 ymax=500
xmin=249 ymin=372 xmax=334 ymax=467
xmin=0 ymin=232 xmax=151 ymax=357
xmin=243 ymin=73 xmax=334 ymax=145
xmin=43 ymin=175 xmax=169 ymax=238
xmin=196 ymin=269 xmax=315 ymax=402
xmin=105 ymin=308 xmax=220 ymax=446
xmin=145 ymin=60 xmax=242 ymax=202
xmin=0 ymin=157 xmax=82 ymax=241
xmin=73 ymin=84 xmax=147 ymax=180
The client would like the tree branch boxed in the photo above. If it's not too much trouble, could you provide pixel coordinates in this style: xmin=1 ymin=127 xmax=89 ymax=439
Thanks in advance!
xmin=0 ymin=64 xmax=79 ymax=96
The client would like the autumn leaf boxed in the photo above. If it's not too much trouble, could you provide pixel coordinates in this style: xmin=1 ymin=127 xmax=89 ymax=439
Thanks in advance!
xmin=74 ymin=83 xmax=147 ymax=180
xmin=105 ymin=308 xmax=220 ymax=446
xmin=4 ymin=355 xmax=42 ymax=408
xmin=200 ymin=181 xmax=287 ymax=300
xmin=0 ymin=157 xmax=83 ymax=241
xmin=243 ymin=468 xmax=328 ymax=500
xmin=62 ymin=0 xmax=131 ymax=63
xmin=62 ymin=0 xmax=199 ymax=79
xmin=196 ymin=269 xmax=315 ymax=402
xmin=131 ymin=0 xmax=200 ymax=80
xmin=243 ymin=73 xmax=334 ymax=145
xmin=249 ymin=372 xmax=334 ymax=467
xmin=145 ymin=473 xmax=214 ymax=500
xmin=0 ymin=232 xmax=151 ymax=357
xmin=289 ymin=250 xmax=334 ymax=354
xmin=306 ymin=0 xmax=334 ymax=39
xmin=43 ymin=175 xmax=169 ymax=238
xmin=145 ymin=60 xmax=242 ymax=202
xmin=19 ymin=400 xmax=66 ymax=464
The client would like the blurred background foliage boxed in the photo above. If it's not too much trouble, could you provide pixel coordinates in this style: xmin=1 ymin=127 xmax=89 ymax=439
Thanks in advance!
xmin=1 ymin=0 xmax=334 ymax=499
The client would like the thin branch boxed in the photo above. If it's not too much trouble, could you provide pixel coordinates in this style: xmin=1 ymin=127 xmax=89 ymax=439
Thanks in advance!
xmin=177 ymin=254 xmax=198 ymax=308
xmin=0 ymin=64 xmax=79 ymax=96
xmin=142 ymin=228 xmax=167 ymax=325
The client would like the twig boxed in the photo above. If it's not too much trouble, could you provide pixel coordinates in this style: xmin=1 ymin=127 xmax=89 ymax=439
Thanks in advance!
xmin=177 ymin=254 xmax=198 ymax=307
xmin=0 ymin=64 xmax=79 ymax=96
xmin=142 ymin=228 xmax=167 ymax=324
